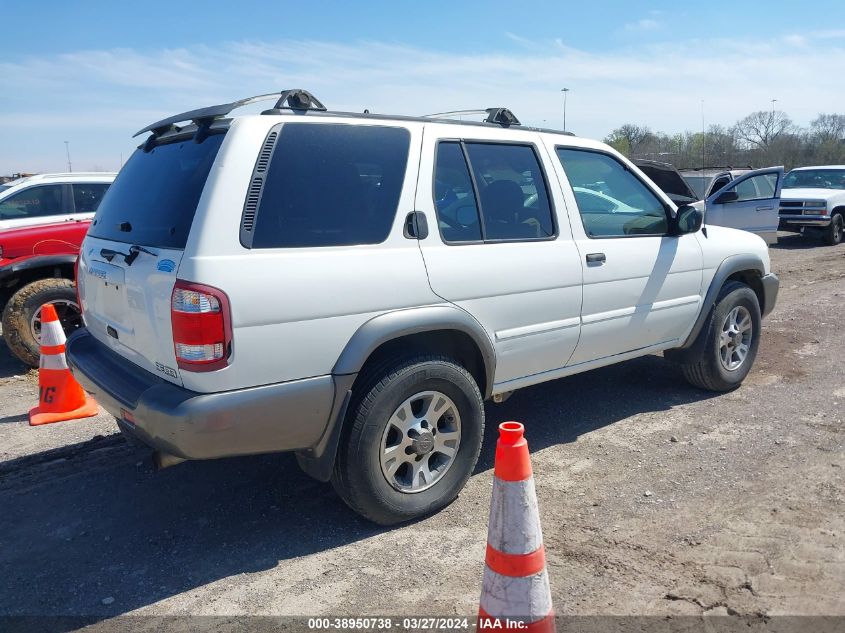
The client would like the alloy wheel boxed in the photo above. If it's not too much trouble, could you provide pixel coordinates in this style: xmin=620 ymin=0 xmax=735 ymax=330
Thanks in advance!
xmin=719 ymin=305 xmax=753 ymax=371
xmin=379 ymin=390 xmax=461 ymax=493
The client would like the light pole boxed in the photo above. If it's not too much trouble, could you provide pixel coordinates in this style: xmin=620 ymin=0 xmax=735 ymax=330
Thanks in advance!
xmin=561 ymin=88 xmax=570 ymax=131
xmin=64 ymin=141 xmax=72 ymax=173
xmin=771 ymin=98 xmax=777 ymax=116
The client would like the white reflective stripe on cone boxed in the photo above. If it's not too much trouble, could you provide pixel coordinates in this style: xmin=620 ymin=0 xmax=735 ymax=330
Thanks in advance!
xmin=40 ymin=319 xmax=66 ymax=348
xmin=487 ymin=477 xmax=543 ymax=555
xmin=479 ymin=567 xmax=552 ymax=621
xmin=40 ymin=353 xmax=69 ymax=371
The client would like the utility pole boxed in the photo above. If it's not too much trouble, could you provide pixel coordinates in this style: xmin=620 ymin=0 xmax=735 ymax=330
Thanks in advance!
xmin=64 ymin=141 xmax=72 ymax=173
xmin=561 ymin=88 xmax=570 ymax=131
xmin=701 ymin=99 xmax=705 ymax=170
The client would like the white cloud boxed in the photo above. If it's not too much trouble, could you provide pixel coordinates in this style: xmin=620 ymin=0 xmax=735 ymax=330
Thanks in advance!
xmin=624 ymin=18 xmax=660 ymax=31
xmin=1 ymin=34 xmax=844 ymax=172
xmin=783 ymin=34 xmax=807 ymax=47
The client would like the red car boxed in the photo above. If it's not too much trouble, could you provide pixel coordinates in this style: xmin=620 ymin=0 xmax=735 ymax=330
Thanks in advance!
xmin=0 ymin=220 xmax=90 ymax=366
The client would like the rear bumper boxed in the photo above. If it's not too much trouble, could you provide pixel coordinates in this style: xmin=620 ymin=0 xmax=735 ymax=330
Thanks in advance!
xmin=66 ymin=329 xmax=341 ymax=460
xmin=778 ymin=213 xmax=831 ymax=227
xmin=761 ymin=272 xmax=779 ymax=318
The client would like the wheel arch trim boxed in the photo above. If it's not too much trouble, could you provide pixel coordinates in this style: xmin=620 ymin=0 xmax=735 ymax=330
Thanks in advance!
xmin=0 ymin=254 xmax=78 ymax=282
xmin=332 ymin=304 xmax=496 ymax=398
xmin=679 ymin=254 xmax=766 ymax=350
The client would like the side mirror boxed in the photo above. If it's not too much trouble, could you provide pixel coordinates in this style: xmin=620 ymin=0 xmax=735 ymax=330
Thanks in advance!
xmin=714 ymin=190 xmax=738 ymax=204
xmin=675 ymin=205 xmax=703 ymax=234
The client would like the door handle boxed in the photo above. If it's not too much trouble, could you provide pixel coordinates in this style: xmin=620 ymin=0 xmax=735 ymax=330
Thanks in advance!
xmin=586 ymin=252 xmax=606 ymax=264
xmin=756 ymin=206 xmax=774 ymax=211
xmin=403 ymin=211 xmax=429 ymax=239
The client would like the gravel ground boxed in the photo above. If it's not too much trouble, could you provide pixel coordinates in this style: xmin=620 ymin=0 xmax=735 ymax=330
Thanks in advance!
xmin=0 ymin=232 xmax=843 ymax=622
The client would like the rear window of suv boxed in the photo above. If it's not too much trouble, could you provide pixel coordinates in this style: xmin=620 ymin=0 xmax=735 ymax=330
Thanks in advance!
xmin=88 ymin=133 xmax=224 ymax=248
xmin=250 ymin=123 xmax=410 ymax=248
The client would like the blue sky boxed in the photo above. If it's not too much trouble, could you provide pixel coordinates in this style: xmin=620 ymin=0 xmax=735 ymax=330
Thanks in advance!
xmin=3 ymin=0 xmax=845 ymax=173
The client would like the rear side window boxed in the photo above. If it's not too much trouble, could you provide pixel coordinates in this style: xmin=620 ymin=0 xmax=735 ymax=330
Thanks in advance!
xmin=89 ymin=134 xmax=224 ymax=248
xmin=434 ymin=143 xmax=482 ymax=242
xmin=433 ymin=141 xmax=555 ymax=242
xmin=72 ymin=183 xmax=110 ymax=213
xmin=250 ymin=124 xmax=410 ymax=248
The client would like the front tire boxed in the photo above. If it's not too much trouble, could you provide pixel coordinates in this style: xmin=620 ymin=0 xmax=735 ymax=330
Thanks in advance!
xmin=680 ymin=281 xmax=761 ymax=392
xmin=824 ymin=212 xmax=843 ymax=246
xmin=1 ymin=278 xmax=81 ymax=367
xmin=331 ymin=354 xmax=484 ymax=525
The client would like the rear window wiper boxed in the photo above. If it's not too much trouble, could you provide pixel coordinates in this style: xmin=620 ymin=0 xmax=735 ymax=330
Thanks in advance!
xmin=99 ymin=245 xmax=156 ymax=266
xmin=100 ymin=247 xmax=130 ymax=263
xmin=125 ymin=244 xmax=156 ymax=265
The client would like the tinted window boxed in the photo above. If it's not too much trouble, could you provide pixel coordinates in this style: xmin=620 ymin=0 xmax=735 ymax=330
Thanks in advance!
xmin=465 ymin=143 xmax=555 ymax=240
xmin=434 ymin=142 xmax=482 ymax=242
xmin=0 ymin=185 xmax=63 ymax=220
xmin=252 ymin=124 xmax=410 ymax=248
xmin=557 ymin=149 xmax=668 ymax=237
xmin=89 ymin=134 xmax=224 ymax=248
xmin=72 ymin=183 xmax=110 ymax=213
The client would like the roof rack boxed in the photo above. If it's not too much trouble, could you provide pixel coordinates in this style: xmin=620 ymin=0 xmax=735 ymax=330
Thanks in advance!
xmin=678 ymin=165 xmax=754 ymax=172
xmin=423 ymin=108 xmax=521 ymax=127
xmin=133 ymin=89 xmax=326 ymax=139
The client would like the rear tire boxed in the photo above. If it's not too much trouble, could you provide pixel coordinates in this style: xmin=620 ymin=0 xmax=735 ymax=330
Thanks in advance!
xmin=824 ymin=212 xmax=843 ymax=246
xmin=331 ymin=354 xmax=484 ymax=525
xmin=1 ymin=278 xmax=80 ymax=367
xmin=680 ymin=281 xmax=761 ymax=392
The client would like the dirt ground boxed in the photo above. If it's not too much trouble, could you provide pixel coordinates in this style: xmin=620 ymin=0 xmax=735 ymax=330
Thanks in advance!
xmin=0 ymin=232 xmax=843 ymax=623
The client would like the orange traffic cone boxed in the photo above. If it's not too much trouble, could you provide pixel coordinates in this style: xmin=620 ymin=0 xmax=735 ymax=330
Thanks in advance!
xmin=28 ymin=304 xmax=98 ymax=426
xmin=478 ymin=422 xmax=554 ymax=632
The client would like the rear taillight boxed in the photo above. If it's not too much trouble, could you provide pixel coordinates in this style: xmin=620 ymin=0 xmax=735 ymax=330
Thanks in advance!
xmin=171 ymin=280 xmax=232 ymax=372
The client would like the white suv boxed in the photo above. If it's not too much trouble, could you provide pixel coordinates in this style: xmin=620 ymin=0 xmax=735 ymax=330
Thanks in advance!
xmin=67 ymin=90 xmax=779 ymax=524
xmin=0 ymin=172 xmax=115 ymax=230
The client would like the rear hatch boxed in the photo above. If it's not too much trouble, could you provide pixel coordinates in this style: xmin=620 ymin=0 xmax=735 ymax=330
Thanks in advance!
xmin=78 ymin=132 xmax=226 ymax=386
xmin=634 ymin=159 xmax=700 ymax=205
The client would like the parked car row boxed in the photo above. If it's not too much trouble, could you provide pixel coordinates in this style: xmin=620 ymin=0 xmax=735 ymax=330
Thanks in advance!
xmin=637 ymin=160 xmax=845 ymax=246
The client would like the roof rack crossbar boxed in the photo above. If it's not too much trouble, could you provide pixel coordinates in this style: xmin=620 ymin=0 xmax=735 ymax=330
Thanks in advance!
xmin=422 ymin=107 xmax=521 ymax=127
xmin=484 ymin=108 xmax=520 ymax=126
xmin=264 ymin=89 xmax=327 ymax=113
xmin=133 ymin=89 xmax=326 ymax=138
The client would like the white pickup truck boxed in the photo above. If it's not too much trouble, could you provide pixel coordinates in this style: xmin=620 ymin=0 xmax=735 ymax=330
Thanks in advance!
xmin=778 ymin=165 xmax=845 ymax=245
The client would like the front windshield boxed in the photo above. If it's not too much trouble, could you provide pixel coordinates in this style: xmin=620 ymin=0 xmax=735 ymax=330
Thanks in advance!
xmin=783 ymin=169 xmax=845 ymax=190
xmin=0 ymin=184 xmax=11 ymax=194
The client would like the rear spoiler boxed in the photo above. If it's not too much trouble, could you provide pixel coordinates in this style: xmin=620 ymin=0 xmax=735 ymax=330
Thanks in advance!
xmin=133 ymin=89 xmax=327 ymax=139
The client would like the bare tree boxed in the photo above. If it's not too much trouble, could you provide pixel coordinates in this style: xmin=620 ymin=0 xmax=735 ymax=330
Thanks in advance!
xmin=732 ymin=110 xmax=793 ymax=151
xmin=602 ymin=110 xmax=845 ymax=170
xmin=604 ymin=124 xmax=654 ymax=156
xmin=810 ymin=114 xmax=845 ymax=143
